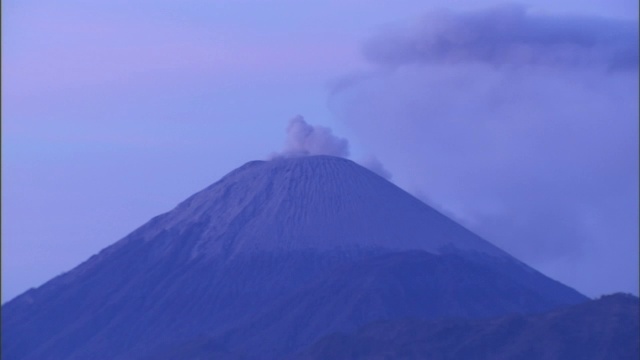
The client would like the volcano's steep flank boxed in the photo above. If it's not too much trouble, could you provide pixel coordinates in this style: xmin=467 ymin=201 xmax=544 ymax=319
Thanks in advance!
xmin=3 ymin=156 xmax=588 ymax=360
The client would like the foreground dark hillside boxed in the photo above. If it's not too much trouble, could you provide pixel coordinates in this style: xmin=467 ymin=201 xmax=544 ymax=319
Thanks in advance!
xmin=297 ymin=293 xmax=639 ymax=360
xmin=143 ymin=250 xmax=587 ymax=359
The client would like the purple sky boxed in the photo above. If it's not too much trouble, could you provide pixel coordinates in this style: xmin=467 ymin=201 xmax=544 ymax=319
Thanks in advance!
xmin=3 ymin=0 xmax=638 ymax=303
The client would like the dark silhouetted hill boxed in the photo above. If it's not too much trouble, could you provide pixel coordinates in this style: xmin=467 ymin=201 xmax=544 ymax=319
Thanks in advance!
xmin=297 ymin=293 xmax=639 ymax=360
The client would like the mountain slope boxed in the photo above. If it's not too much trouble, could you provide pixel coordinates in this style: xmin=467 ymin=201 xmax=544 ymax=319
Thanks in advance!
xmin=104 ymin=155 xmax=513 ymax=258
xmin=2 ymin=156 xmax=587 ymax=360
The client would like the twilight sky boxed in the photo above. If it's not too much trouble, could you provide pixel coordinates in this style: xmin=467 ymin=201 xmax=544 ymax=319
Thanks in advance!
xmin=2 ymin=0 xmax=638 ymax=303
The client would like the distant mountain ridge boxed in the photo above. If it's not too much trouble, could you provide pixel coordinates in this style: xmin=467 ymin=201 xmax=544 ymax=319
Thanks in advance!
xmin=3 ymin=156 xmax=588 ymax=360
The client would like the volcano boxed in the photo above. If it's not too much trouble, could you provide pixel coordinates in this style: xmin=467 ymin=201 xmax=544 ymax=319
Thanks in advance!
xmin=2 ymin=155 xmax=587 ymax=359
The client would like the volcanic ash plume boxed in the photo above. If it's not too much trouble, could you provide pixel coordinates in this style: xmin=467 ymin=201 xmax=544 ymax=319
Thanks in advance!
xmin=272 ymin=115 xmax=350 ymax=158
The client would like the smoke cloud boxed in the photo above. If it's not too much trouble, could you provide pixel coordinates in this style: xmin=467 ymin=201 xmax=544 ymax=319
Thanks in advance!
xmin=360 ymin=156 xmax=393 ymax=180
xmin=272 ymin=117 xmax=395 ymax=181
xmin=363 ymin=4 xmax=638 ymax=71
xmin=331 ymin=4 xmax=639 ymax=297
xmin=273 ymin=115 xmax=350 ymax=158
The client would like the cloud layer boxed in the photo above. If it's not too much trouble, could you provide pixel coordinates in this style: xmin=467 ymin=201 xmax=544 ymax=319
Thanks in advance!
xmin=331 ymin=5 xmax=639 ymax=297
xmin=363 ymin=4 xmax=638 ymax=71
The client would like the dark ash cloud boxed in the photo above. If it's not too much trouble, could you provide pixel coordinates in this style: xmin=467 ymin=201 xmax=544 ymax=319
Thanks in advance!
xmin=363 ymin=4 xmax=639 ymax=71
xmin=272 ymin=115 xmax=350 ymax=158
xmin=330 ymin=4 xmax=639 ymax=297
